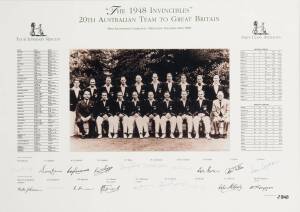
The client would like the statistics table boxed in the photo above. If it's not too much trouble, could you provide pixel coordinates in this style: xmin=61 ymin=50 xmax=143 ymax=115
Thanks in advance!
xmin=240 ymin=49 xmax=282 ymax=101
xmin=241 ymin=104 xmax=282 ymax=151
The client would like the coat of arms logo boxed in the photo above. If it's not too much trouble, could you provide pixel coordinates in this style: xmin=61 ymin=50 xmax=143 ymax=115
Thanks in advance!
xmin=30 ymin=22 xmax=46 ymax=36
xmin=252 ymin=21 xmax=268 ymax=35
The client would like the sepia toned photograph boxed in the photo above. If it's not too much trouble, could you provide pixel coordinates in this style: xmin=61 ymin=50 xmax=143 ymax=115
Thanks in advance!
xmin=69 ymin=49 xmax=230 ymax=151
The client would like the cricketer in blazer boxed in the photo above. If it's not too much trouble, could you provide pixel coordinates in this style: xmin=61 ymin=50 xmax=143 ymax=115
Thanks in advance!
xmin=75 ymin=97 xmax=96 ymax=136
xmin=70 ymin=88 xmax=83 ymax=111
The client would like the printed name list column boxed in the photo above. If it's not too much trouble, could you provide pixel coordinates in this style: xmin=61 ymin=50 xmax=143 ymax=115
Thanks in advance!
xmin=240 ymin=49 xmax=282 ymax=151
xmin=17 ymin=49 xmax=59 ymax=152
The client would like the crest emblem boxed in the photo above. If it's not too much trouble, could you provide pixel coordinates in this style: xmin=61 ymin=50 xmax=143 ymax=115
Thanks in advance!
xmin=30 ymin=22 xmax=46 ymax=36
xmin=252 ymin=21 xmax=268 ymax=35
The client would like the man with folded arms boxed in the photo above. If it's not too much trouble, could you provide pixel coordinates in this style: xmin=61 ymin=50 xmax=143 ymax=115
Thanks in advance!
xmin=193 ymin=90 xmax=211 ymax=139
xmin=128 ymin=91 xmax=144 ymax=138
xmin=143 ymin=91 xmax=161 ymax=138
xmin=178 ymin=74 xmax=192 ymax=99
xmin=75 ymin=90 xmax=96 ymax=139
xmin=131 ymin=75 xmax=147 ymax=101
xmin=160 ymin=91 xmax=177 ymax=139
xmin=95 ymin=92 xmax=115 ymax=139
xmin=211 ymin=91 xmax=229 ymax=138
xmin=207 ymin=74 xmax=225 ymax=101
xmin=192 ymin=74 xmax=208 ymax=101
xmin=70 ymin=78 xmax=83 ymax=136
xmin=116 ymin=76 xmax=131 ymax=101
xmin=85 ymin=78 xmax=99 ymax=102
xmin=113 ymin=91 xmax=130 ymax=138
xmin=101 ymin=76 xmax=115 ymax=101
xmin=163 ymin=72 xmax=179 ymax=100
xmin=148 ymin=73 xmax=164 ymax=101
xmin=176 ymin=90 xmax=193 ymax=139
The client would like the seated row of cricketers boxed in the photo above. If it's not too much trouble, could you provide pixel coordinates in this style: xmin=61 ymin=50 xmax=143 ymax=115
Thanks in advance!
xmin=75 ymin=89 xmax=229 ymax=139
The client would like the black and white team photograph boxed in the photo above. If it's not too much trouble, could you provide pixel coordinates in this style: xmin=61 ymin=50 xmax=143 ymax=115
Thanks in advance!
xmin=69 ymin=49 xmax=230 ymax=151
